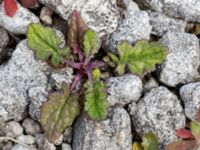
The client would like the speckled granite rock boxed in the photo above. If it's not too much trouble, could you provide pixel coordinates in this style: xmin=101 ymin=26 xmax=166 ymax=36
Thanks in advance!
xmin=134 ymin=0 xmax=200 ymax=23
xmin=0 ymin=2 xmax=39 ymax=34
xmin=148 ymin=11 xmax=187 ymax=36
xmin=106 ymin=74 xmax=142 ymax=106
xmin=73 ymin=107 xmax=132 ymax=150
xmin=39 ymin=0 xmax=120 ymax=37
xmin=107 ymin=10 xmax=151 ymax=52
xmin=0 ymin=27 xmax=9 ymax=48
xmin=128 ymin=86 xmax=185 ymax=146
xmin=0 ymin=40 xmax=47 ymax=121
xmin=180 ymin=82 xmax=200 ymax=120
xmin=159 ymin=32 xmax=200 ymax=87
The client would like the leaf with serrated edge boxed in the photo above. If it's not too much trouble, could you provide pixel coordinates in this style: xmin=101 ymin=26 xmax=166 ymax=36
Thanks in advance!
xmin=83 ymin=29 xmax=101 ymax=58
xmin=166 ymin=140 xmax=197 ymax=150
xmin=27 ymin=23 xmax=70 ymax=66
xmin=191 ymin=121 xmax=200 ymax=144
xmin=40 ymin=82 xmax=80 ymax=142
xmin=84 ymin=74 xmax=108 ymax=121
xmin=115 ymin=40 xmax=168 ymax=75
xmin=142 ymin=132 xmax=159 ymax=150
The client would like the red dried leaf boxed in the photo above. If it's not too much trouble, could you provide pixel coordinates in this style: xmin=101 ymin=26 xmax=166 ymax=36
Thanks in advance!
xmin=67 ymin=10 xmax=88 ymax=54
xmin=176 ymin=128 xmax=194 ymax=139
xmin=4 ymin=0 xmax=18 ymax=17
xmin=20 ymin=0 xmax=37 ymax=8
xmin=196 ymin=107 xmax=200 ymax=122
xmin=166 ymin=140 xmax=197 ymax=150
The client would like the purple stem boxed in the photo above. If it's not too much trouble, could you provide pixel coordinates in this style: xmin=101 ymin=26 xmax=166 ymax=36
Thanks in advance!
xmin=88 ymin=61 xmax=105 ymax=70
xmin=65 ymin=60 xmax=82 ymax=70
xmin=70 ymin=71 xmax=83 ymax=91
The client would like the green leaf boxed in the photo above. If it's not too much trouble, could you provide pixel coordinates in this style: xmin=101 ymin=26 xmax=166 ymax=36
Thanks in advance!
xmin=27 ymin=23 xmax=70 ymax=66
xmin=191 ymin=121 xmax=200 ymax=144
xmin=40 ymin=82 xmax=80 ymax=142
xmin=133 ymin=142 xmax=143 ymax=150
xmin=83 ymin=29 xmax=101 ymax=58
xmin=110 ymin=40 xmax=168 ymax=75
xmin=142 ymin=132 xmax=159 ymax=150
xmin=84 ymin=75 xmax=108 ymax=121
xmin=166 ymin=140 xmax=197 ymax=150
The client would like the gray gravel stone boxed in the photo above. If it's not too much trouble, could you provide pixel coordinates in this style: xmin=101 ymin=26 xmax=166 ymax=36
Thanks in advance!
xmin=0 ymin=27 xmax=9 ymax=48
xmin=180 ymin=82 xmax=200 ymax=121
xmin=143 ymin=77 xmax=159 ymax=93
xmin=73 ymin=107 xmax=132 ymax=150
xmin=11 ymin=144 xmax=37 ymax=150
xmin=159 ymin=32 xmax=200 ymax=87
xmin=63 ymin=127 xmax=72 ymax=144
xmin=123 ymin=0 xmax=140 ymax=12
xmin=0 ymin=40 xmax=47 ymax=121
xmin=62 ymin=144 xmax=72 ymax=150
xmin=17 ymin=135 xmax=35 ymax=145
xmin=107 ymin=10 xmax=151 ymax=52
xmin=22 ymin=118 xmax=41 ymax=135
xmin=39 ymin=0 xmax=120 ymax=37
xmin=106 ymin=74 xmax=142 ymax=106
xmin=134 ymin=0 xmax=200 ymax=22
xmin=148 ymin=11 xmax=187 ymax=36
xmin=0 ymin=2 xmax=39 ymax=34
xmin=5 ymin=121 xmax=23 ymax=138
xmin=35 ymin=134 xmax=56 ymax=150
xmin=128 ymin=86 xmax=185 ymax=146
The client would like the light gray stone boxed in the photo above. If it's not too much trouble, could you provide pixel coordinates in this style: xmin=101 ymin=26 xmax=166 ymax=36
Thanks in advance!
xmin=134 ymin=0 xmax=200 ymax=22
xmin=35 ymin=134 xmax=56 ymax=150
xmin=106 ymin=74 xmax=142 ymax=106
xmin=143 ymin=77 xmax=159 ymax=93
xmin=128 ymin=86 xmax=185 ymax=146
xmin=73 ymin=107 xmax=132 ymax=150
xmin=62 ymin=144 xmax=72 ymax=150
xmin=107 ymin=10 xmax=151 ymax=52
xmin=148 ymin=11 xmax=187 ymax=36
xmin=39 ymin=0 xmax=120 ymax=37
xmin=53 ymin=134 xmax=63 ymax=146
xmin=180 ymin=82 xmax=200 ymax=120
xmin=0 ymin=27 xmax=9 ymax=48
xmin=0 ymin=40 xmax=48 ymax=121
xmin=5 ymin=121 xmax=23 ymax=138
xmin=159 ymin=32 xmax=200 ymax=87
xmin=22 ymin=118 xmax=41 ymax=135
xmin=0 ymin=2 xmax=39 ymax=34
xmin=63 ymin=127 xmax=72 ymax=144
xmin=123 ymin=0 xmax=140 ymax=12
xmin=17 ymin=135 xmax=35 ymax=145
xmin=11 ymin=144 xmax=37 ymax=150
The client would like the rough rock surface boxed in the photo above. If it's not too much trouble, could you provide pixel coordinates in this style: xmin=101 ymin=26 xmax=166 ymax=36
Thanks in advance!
xmin=128 ymin=86 xmax=185 ymax=146
xmin=0 ymin=40 xmax=47 ymax=121
xmin=159 ymin=32 xmax=200 ymax=87
xmin=62 ymin=144 xmax=72 ymax=150
xmin=5 ymin=121 xmax=23 ymax=138
xmin=0 ymin=27 xmax=9 ymax=48
xmin=17 ymin=135 xmax=35 ymax=145
xmin=107 ymin=10 xmax=151 ymax=52
xmin=0 ymin=2 xmax=39 ymax=34
xmin=143 ymin=77 xmax=159 ymax=93
xmin=11 ymin=145 xmax=37 ymax=150
xmin=106 ymin=74 xmax=142 ymax=106
xmin=148 ymin=11 xmax=187 ymax=36
xmin=22 ymin=118 xmax=41 ymax=135
xmin=180 ymin=82 xmax=200 ymax=120
xmin=134 ymin=0 xmax=200 ymax=22
xmin=73 ymin=107 xmax=132 ymax=150
xmin=35 ymin=134 xmax=56 ymax=150
xmin=39 ymin=0 xmax=120 ymax=37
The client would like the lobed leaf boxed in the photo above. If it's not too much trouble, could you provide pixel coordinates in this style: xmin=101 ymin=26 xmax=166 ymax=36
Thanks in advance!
xmin=40 ymin=82 xmax=80 ymax=142
xmin=83 ymin=29 xmax=101 ymax=58
xmin=27 ymin=23 xmax=70 ymax=66
xmin=191 ymin=121 xmax=200 ymax=144
xmin=166 ymin=140 xmax=197 ymax=150
xmin=142 ymin=132 xmax=159 ymax=150
xmin=110 ymin=40 xmax=168 ymax=75
xmin=84 ymin=72 xmax=108 ymax=121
